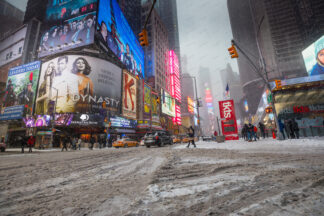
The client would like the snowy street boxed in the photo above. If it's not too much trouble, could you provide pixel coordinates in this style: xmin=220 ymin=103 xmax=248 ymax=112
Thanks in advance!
xmin=1 ymin=138 xmax=324 ymax=215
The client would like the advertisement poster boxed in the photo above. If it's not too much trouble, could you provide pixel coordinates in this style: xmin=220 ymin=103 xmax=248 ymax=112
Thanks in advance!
xmin=35 ymin=55 xmax=122 ymax=114
xmin=187 ymin=96 xmax=194 ymax=114
xmin=144 ymin=84 xmax=151 ymax=118
xmin=122 ymin=70 xmax=137 ymax=119
xmin=161 ymin=89 xmax=175 ymax=117
xmin=219 ymin=99 xmax=239 ymax=140
xmin=23 ymin=115 xmax=51 ymax=127
xmin=110 ymin=116 xmax=137 ymax=128
xmin=97 ymin=0 xmax=144 ymax=79
xmin=39 ymin=0 xmax=97 ymax=57
xmin=302 ymin=35 xmax=324 ymax=76
xmin=1 ymin=61 xmax=41 ymax=120
xmin=151 ymin=93 xmax=159 ymax=122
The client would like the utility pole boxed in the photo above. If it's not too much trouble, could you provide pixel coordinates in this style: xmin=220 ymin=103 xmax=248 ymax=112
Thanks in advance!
xmin=231 ymin=40 xmax=280 ymax=138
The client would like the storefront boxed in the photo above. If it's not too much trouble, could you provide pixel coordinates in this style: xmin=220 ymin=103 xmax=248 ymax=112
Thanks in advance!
xmin=272 ymin=76 xmax=324 ymax=137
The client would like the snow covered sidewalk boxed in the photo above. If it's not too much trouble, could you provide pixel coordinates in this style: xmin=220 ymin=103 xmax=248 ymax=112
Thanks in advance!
xmin=174 ymin=137 xmax=324 ymax=154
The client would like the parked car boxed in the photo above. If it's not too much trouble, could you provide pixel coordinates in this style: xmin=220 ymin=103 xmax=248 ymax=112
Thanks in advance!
xmin=182 ymin=136 xmax=192 ymax=143
xmin=202 ymin=136 xmax=213 ymax=141
xmin=144 ymin=131 xmax=173 ymax=148
xmin=172 ymin=136 xmax=181 ymax=144
xmin=113 ymin=138 xmax=139 ymax=148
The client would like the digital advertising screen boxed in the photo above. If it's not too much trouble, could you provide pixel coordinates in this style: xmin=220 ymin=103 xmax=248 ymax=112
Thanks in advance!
xmin=161 ymin=89 xmax=175 ymax=117
xmin=110 ymin=116 xmax=137 ymax=128
xmin=302 ymin=35 xmax=324 ymax=76
xmin=38 ymin=0 xmax=97 ymax=58
xmin=144 ymin=84 xmax=151 ymax=118
xmin=187 ymin=96 xmax=194 ymax=114
xmin=0 ymin=61 xmax=41 ymax=121
xmin=35 ymin=55 xmax=122 ymax=114
xmin=122 ymin=70 xmax=137 ymax=119
xmin=97 ymin=0 xmax=144 ymax=79
xmin=23 ymin=115 xmax=51 ymax=127
xmin=55 ymin=113 xmax=74 ymax=126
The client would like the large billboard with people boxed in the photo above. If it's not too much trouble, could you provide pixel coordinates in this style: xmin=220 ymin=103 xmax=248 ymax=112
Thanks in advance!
xmin=38 ymin=0 xmax=97 ymax=58
xmin=0 ymin=61 xmax=41 ymax=120
xmin=122 ymin=70 xmax=137 ymax=119
xmin=161 ymin=89 xmax=175 ymax=117
xmin=302 ymin=35 xmax=324 ymax=76
xmin=97 ymin=0 xmax=144 ymax=79
xmin=35 ymin=55 xmax=122 ymax=114
xmin=144 ymin=84 xmax=151 ymax=118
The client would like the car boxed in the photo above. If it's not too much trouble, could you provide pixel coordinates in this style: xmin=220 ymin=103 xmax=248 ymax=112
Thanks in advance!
xmin=144 ymin=131 xmax=173 ymax=148
xmin=202 ymin=136 xmax=213 ymax=141
xmin=172 ymin=136 xmax=181 ymax=143
xmin=113 ymin=138 xmax=139 ymax=148
xmin=182 ymin=136 xmax=192 ymax=143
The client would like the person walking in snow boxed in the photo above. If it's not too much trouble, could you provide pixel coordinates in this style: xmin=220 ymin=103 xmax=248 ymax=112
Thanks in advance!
xmin=247 ymin=123 xmax=254 ymax=142
xmin=258 ymin=122 xmax=266 ymax=139
xmin=278 ymin=120 xmax=286 ymax=140
xmin=27 ymin=136 xmax=35 ymax=153
xmin=77 ymin=137 xmax=82 ymax=150
xmin=62 ymin=137 xmax=68 ymax=151
xmin=187 ymin=126 xmax=196 ymax=148
xmin=253 ymin=126 xmax=258 ymax=141
xmin=292 ymin=119 xmax=300 ymax=139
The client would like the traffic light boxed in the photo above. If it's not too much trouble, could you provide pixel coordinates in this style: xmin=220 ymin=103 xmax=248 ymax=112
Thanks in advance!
xmin=139 ymin=29 xmax=149 ymax=46
xmin=228 ymin=44 xmax=238 ymax=58
xmin=265 ymin=106 xmax=273 ymax=113
xmin=275 ymin=80 xmax=282 ymax=89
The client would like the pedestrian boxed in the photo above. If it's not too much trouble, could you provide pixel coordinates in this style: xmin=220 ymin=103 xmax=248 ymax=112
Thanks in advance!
xmin=20 ymin=136 xmax=25 ymax=153
xmin=247 ymin=123 xmax=254 ymax=142
xmin=108 ymin=136 xmax=113 ymax=148
xmin=292 ymin=119 xmax=300 ymax=139
xmin=90 ymin=136 xmax=95 ymax=150
xmin=253 ymin=126 xmax=258 ymax=141
xmin=62 ymin=137 xmax=68 ymax=151
xmin=288 ymin=119 xmax=295 ymax=138
xmin=258 ymin=122 xmax=266 ymax=139
xmin=71 ymin=137 xmax=77 ymax=150
xmin=98 ymin=137 xmax=102 ymax=149
xmin=284 ymin=120 xmax=291 ymax=139
xmin=27 ymin=135 xmax=35 ymax=153
xmin=186 ymin=126 xmax=196 ymax=148
xmin=77 ymin=137 xmax=82 ymax=150
xmin=278 ymin=120 xmax=286 ymax=140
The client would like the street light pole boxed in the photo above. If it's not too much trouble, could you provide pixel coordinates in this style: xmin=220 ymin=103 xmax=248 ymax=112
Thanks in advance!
xmin=182 ymin=75 xmax=201 ymax=139
xmin=50 ymin=87 xmax=58 ymax=148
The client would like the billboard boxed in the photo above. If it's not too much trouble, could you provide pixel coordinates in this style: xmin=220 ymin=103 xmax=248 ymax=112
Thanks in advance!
xmin=23 ymin=115 xmax=51 ymax=127
xmin=97 ymin=0 xmax=144 ymax=79
xmin=110 ymin=116 xmax=137 ymax=128
xmin=1 ymin=61 xmax=41 ymax=120
xmin=302 ymin=35 xmax=324 ymax=76
xmin=35 ymin=55 xmax=122 ymax=114
xmin=151 ymin=92 xmax=159 ymax=122
xmin=122 ymin=70 xmax=137 ymax=119
xmin=39 ymin=0 xmax=97 ymax=58
xmin=187 ymin=96 xmax=194 ymax=114
xmin=219 ymin=99 xmax=239 ymax=140
xmin=161 ymin=89 xmax=175 ymax=117
xmin=144 ymin=84 xmax=151 ymax=118
xmin=169 ymin=50 xmax=181 ymax=102
xmin=55 ymin=113 xmax=74 ymax=126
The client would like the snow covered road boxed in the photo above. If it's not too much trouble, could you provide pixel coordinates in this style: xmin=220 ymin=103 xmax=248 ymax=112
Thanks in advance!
xmin=0 ymin=138 xmax=324 ymax=215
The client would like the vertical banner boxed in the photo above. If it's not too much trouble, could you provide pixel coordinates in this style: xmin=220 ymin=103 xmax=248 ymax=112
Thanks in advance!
xmin=219 ymin=99 xmax=239 ymax=140
xmin=143 ymin=83 xmax=151 ymax=119
xmin=122 ymin=70 xmax=137 ymax=119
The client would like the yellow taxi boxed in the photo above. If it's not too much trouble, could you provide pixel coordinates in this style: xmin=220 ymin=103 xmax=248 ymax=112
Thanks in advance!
xmin=182 ymin=137 xmax=193 ymax=143
xmin=172 ymin=136 xmax=181 ymax=143
xmin=113 ymin=138 xmax=139 ymax=148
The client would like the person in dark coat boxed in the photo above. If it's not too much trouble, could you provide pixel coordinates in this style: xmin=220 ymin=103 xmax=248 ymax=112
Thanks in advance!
xmin=187 ymin=126 xmax=196 ymax=148
xmin=242 ymin=124 xmax=247 ymax=141
xmin=284 ymin=120 xmax=291 ymax=139
xmin=287 ymin=120 xmax=295 ymax=138
xmin=90 ymin=136 xmax=95 ymax=150
xmin=278 ymin=120 xmax=286 ymax=139
xmin=20 ymin=136 xmax=25 ymax=153
xmin=62 ymin=137 xmax=68 ymax=151
xmin=247 ymin=123 xmax=254 ymax=142
xmin=258 ymin=122 xmax=266 ymax=139
xmin=292 ymin=119 xmax=300 ymax=139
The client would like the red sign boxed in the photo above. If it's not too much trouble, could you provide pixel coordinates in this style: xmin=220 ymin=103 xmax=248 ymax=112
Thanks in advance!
xmin=219 ymin=99 xmax=239 ymax=140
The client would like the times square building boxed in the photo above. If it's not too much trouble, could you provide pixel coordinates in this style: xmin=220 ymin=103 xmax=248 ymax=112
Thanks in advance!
xmin=0 ymin=0 xmax=150 ymax=148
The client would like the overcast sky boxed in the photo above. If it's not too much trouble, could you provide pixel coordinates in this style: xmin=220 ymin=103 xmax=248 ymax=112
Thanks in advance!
xmin=177 ymin=0 xmax=238 ymax=100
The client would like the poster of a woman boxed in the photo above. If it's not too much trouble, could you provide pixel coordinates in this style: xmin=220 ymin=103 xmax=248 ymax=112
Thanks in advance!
xmin=310 ymin=36 xmax=324 ymax=76
xmin=71 ymin=57 xmax=94 ymax=112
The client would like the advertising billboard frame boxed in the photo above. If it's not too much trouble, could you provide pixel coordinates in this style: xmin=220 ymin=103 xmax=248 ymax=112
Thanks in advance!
xmin=161 ymin=89 xmax=176 ymax=117
xmin=122 ymin=70 xmax=137 ymax=119
xmin=219 ymin=99 xmax=239 ymax=140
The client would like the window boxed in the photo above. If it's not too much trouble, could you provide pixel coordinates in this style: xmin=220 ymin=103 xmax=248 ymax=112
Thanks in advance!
xmin=9 ymin=52 xmax=13 ymax=59
xmin=6 ymin=53 xmax=10 ymax=60
xmin=18 ymin=47 xmax=22 ymax=54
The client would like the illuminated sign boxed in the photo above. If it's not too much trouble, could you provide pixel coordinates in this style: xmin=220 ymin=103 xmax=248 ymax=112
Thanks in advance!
xmin=187 ymin=96 xmax=194 ymax=114
xmin=97 ymin=0 xmax=144 ymax=78
xmin=219 ymin=99 xmax=238 ymax=140
xmin=122 ymin=70 xmax=137 ymax=119
xmin=169 ymin=50 xmax=181 ymax=102
xmin=1 ymin=61 xmax=41 ymax=121
xmin=110 ymin=116 xmax=137 ymax=128
xmin=144 ymin=84 xmax=151 ymax=118
xmin=23 ymin=115 xmax=51 ymax=127
xmin=172 ymin=105 xmax=181 ymax=125
xmin=161 ymin=89 xmax=175 ymax=117
xmin=302 ymin=35 xmax=324 ymax=76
